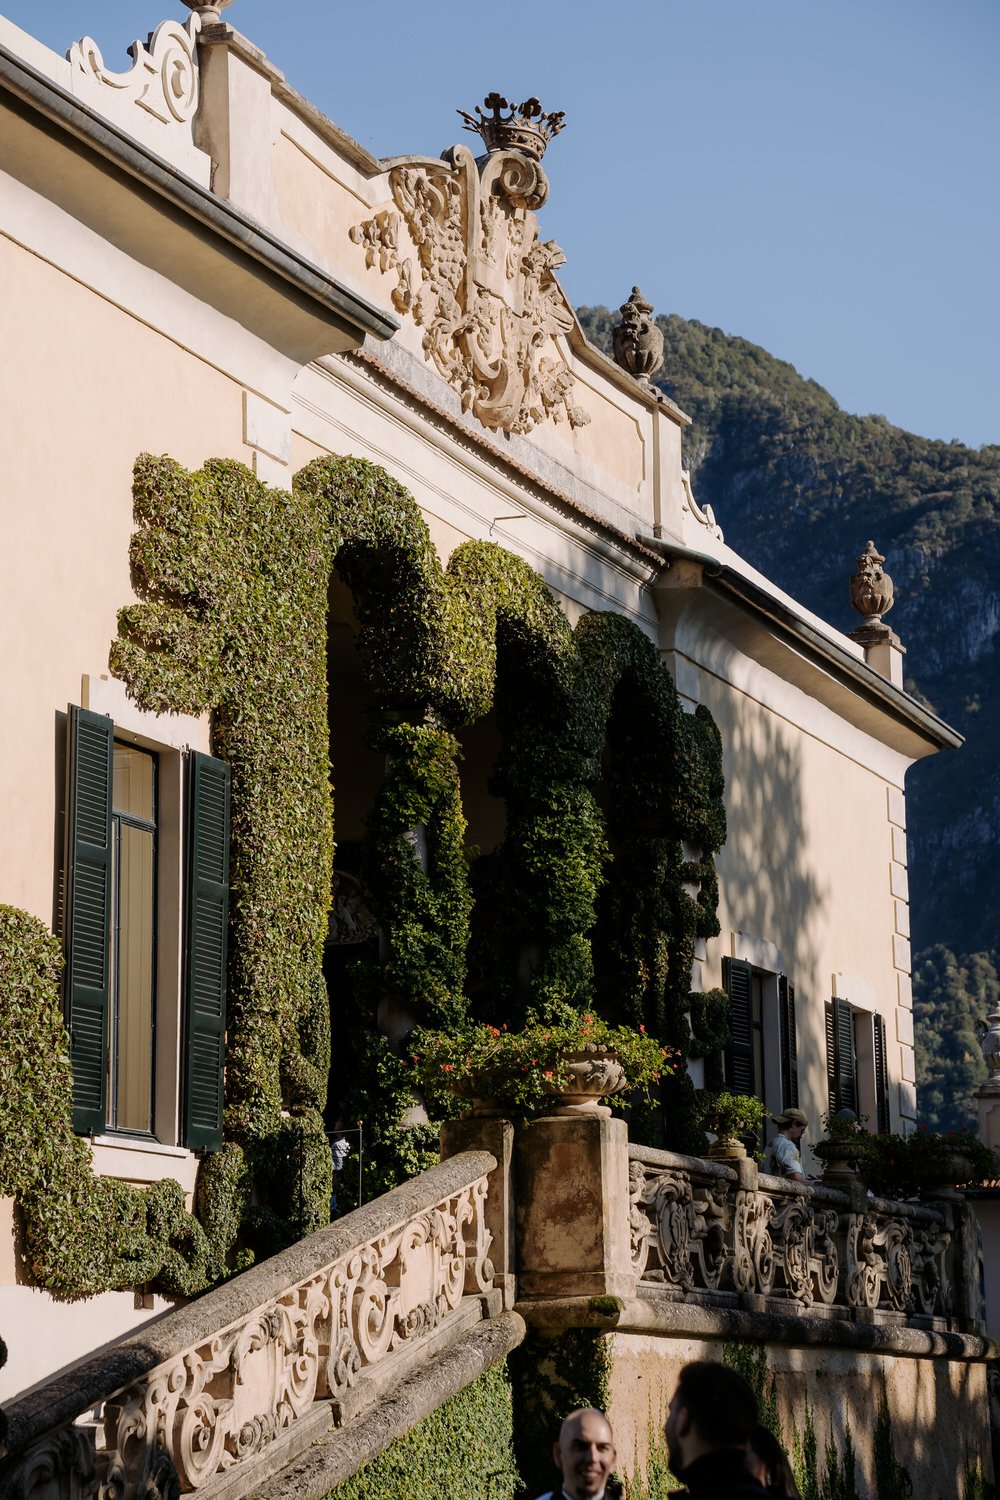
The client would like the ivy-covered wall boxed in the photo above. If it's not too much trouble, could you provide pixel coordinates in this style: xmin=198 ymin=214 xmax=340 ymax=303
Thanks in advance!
xmin=329 ymin=1362 xmax=519 ymax=1500
xmin=0 ymin=451 xmax=726 ymax=1295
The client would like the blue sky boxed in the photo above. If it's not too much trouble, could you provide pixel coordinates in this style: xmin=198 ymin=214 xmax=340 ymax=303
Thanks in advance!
xmin=5 ymin=0 xmax=997 ymax=448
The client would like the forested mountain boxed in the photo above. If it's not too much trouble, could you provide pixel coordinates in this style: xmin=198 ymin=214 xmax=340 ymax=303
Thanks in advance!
xmin=578 ymin=306 xmax=1000 ymax=1128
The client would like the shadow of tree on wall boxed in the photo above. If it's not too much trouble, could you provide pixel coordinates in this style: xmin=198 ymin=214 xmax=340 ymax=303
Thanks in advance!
xmin=712 ymin=701 xmax=829 ymax=1078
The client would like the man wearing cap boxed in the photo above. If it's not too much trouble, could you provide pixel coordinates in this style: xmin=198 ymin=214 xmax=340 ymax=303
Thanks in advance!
xmin=763 ymin=1108 xmax=818 ymax=1183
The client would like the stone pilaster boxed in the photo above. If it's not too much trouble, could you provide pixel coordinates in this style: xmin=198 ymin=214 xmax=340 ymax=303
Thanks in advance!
xmin=513 ymin=1112 xmax=636 ymax=1300
xmin=441 ymin=1115 xmax=516 ymax=1308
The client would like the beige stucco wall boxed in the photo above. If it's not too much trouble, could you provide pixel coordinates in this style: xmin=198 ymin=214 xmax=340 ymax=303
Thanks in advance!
xmin=606 ymin=1330 xmax=991 ymax=1498
xmin=701 ymin=670 xmax=913 ymax=1133
xmin=0 ymin=1198 xmax=184 ymax=1401
xmin=0 ymin=232 xmax=250 ymax=925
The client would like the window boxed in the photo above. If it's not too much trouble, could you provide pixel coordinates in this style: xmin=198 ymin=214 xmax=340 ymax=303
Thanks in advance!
xmin=826 ymin=996 xmax=890 ymax=1133
xmin=109 ymin=742 xmax=157 ymax=1133
xmin=63 ymin=706 xmax=230 ymax=1150
xmin=723 ymin=956 xmax=798 ymax=1113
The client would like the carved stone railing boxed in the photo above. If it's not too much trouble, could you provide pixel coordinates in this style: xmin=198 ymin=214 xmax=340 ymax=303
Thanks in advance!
xmin=628 ymin=1145 xmax=986 ymax=1333
xmin=0 ymin=1152 xmax=509 ymax=1500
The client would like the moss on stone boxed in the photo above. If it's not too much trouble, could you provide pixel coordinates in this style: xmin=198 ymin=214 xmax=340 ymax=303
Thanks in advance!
xmin=328 ymin=1362 xmax=518 ymax=1500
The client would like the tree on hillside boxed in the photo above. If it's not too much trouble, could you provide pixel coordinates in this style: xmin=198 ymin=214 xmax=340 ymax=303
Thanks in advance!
xmin=913 ymin=945 xmax=995 ymax=1131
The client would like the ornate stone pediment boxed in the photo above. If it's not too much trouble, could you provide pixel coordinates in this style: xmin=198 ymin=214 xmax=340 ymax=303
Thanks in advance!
xmin=351 ymin=96 xmax=589 ymax=436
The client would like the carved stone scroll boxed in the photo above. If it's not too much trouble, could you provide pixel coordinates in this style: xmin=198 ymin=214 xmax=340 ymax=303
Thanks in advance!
xmin=729 ymin=1190 xmax=775 ymax=1295
xmin=351 ymin=142 xmax=589 ymax=436
xmin=846 ymin=1211 xmax=912 ymax=1312
xmin=69 ymin=18 xmax=200 ymax=126
xmin=771 ymin=1200 xmax=839 ymax=1307
xmin=6 ymin=1176 xmax=494 ymax=1500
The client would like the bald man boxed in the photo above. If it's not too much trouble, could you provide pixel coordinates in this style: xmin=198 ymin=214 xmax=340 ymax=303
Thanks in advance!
xmin=536 ymin=1408 xmax=621 ymax=1500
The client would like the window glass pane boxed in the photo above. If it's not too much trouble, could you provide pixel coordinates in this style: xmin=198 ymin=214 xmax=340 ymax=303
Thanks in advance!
xmin=113 ymin=744 xmax=154 ymax=821
xmin=114 ymin=823 xmax=154 ymax=1131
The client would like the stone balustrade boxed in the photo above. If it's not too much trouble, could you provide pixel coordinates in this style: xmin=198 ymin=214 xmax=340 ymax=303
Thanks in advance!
xmin=628 ymin=1144 xmax=986 ymax=1333
xmin=0 ymin=1152 xmax=512 ymax=1500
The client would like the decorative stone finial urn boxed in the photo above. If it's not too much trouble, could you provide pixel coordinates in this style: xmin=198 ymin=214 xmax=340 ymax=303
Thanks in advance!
xmin=178 ymin=0 xmax=235 ymax=20
xmin=849 ymin=540 xmax=894 ymax=628
xmin=976 ymin=1009 xmax=1000 ymax=1091
xmin=612 ymin=287 xmax=664 ymax=381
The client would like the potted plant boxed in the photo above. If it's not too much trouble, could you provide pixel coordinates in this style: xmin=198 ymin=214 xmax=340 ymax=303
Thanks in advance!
xmin=812 ymin=1112 xmax=870 ymax=1179
xmin=907 ymin=1127 xmax=997 ymax=1197
xmin=696 ymin=1090 xmax=765 ymax=1160
xmin=850 ymin=1127 xmax=997 ymax=1200
xmin=409 ymin=1011 xmax=672 ymax=1119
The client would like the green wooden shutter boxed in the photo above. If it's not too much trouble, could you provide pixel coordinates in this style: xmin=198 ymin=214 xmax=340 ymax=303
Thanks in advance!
xmin=723 ymin=957 xmax=756 ymax=1097
xmin=779 ymin=975 xmax=799 ymax=1109
xmin=65 ymin=706 xmax=113 ymax=1133
xmin=873 ymin=1012 xmax=890 ymax=1133
xmin=183 ymin=752 xmax=230 ymax=1150
xmin=825 ymin=1000 xmax=837 ymax=1117
xmin=832 ymin=995 xmax=858 ymax=1114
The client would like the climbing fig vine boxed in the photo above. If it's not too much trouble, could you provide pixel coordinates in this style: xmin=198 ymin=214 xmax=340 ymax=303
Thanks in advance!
xmin=0 ymin=449 xmax=725 ymax=1294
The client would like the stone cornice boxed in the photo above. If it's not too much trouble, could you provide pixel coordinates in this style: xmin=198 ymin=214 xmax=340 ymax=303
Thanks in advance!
xmin=516 ymin=1292 xmax=997 ymax=1362
xmin=644 ymin=536 xmax=963 ymax=755
xmin=342 ymin=345 xmax=664 ymax=574
xmin=0 ymin=41 xmax=398 ymax=357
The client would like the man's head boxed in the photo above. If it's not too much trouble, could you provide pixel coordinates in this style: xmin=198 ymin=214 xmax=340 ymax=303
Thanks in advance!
xmin=773 ymin=1108 xmax=808 ymax=1142
xmin=663 ymin=1361 xmax=759 ymax=1472
xmin=553 ymin=1408 xmax=617 ymax=1500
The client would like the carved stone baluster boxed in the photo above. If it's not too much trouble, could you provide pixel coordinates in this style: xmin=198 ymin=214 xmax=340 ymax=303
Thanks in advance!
xmin=846 ymin=1212 xmax=882 ymax=1309
xmin=877 ymin=1218 xmax=913 ymax=1312
xmin=910 ymin=1220 xmax=951 ymax=1316
xmin=770 ymin=1199 xmax=814 ymax=1306
xmin=947 ymin=1199 xmax=988 ymax=1333
xmin=628 ymin=1161 xmax=652 ymax=1277
xmin=690 ymin=1183 xmax=728 ymax=1290
xmin=728 ymin=1191 xmax=775 ymax=1296
xmin=647 ymin=1171 xmax=696 ymax=1290
xmin=811 ymin=1210 xmax=840 ymax=1306
xmin=2 ymin=1427 xmax=98 ymax=1500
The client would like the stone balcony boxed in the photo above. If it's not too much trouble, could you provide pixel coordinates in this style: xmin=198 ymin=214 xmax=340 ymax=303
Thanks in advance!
xmin=627 ymin=1145 xmax=984 ymax=1333
xmin=0 ymin=1118 xmax=992 ymax=1500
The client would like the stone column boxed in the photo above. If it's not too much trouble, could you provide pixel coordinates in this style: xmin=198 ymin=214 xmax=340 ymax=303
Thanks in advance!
xmin=513 ymin=1111 xmax=636 ymax=1301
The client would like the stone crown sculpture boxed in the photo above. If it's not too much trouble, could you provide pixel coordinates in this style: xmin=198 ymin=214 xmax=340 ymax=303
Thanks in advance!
xmin=458 ymin=93 xmax=565 ymax=161
xmin=612 ymin=286 xmax=665 ymax=381
xmin=352 ymin=91 xmax=586 ymax=436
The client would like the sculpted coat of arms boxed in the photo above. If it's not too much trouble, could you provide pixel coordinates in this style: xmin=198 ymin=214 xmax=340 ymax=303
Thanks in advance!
xmin=351 ymin=94 xmax=590 ymax=436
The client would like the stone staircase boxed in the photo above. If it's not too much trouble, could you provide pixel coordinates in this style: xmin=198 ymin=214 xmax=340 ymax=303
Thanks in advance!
xmin=0 ymin=1150 xmax=523 ymax=1500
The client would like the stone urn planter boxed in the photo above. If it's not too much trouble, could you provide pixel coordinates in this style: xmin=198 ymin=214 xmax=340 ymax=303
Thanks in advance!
xmin=812 ymin=1135 xmax=867 ymax=1181
xmin=449 ymin=1076 xmax=509 ymax=1119
xmin=697 ymin=1090 xmax=765 ymax=1162
xmin=706 ymin=1137 xmax=748 ymax=1162
xmin=916 ymin=1148 xmax=982 ymax=1198
xmin=541 ymin=1046 xmax=628 ymax=1117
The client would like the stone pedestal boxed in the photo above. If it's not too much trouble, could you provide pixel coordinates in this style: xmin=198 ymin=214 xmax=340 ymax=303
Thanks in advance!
xmin=440 ymin=1115 xmax=515 ymax=1307
xmin=849 ymin=624 xmax=905 ymax=687
xmin=977 ymin=1084 xmax=1000 ymax=1156
xmin=514 ymin=1112 xmax=635 ymax=1300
